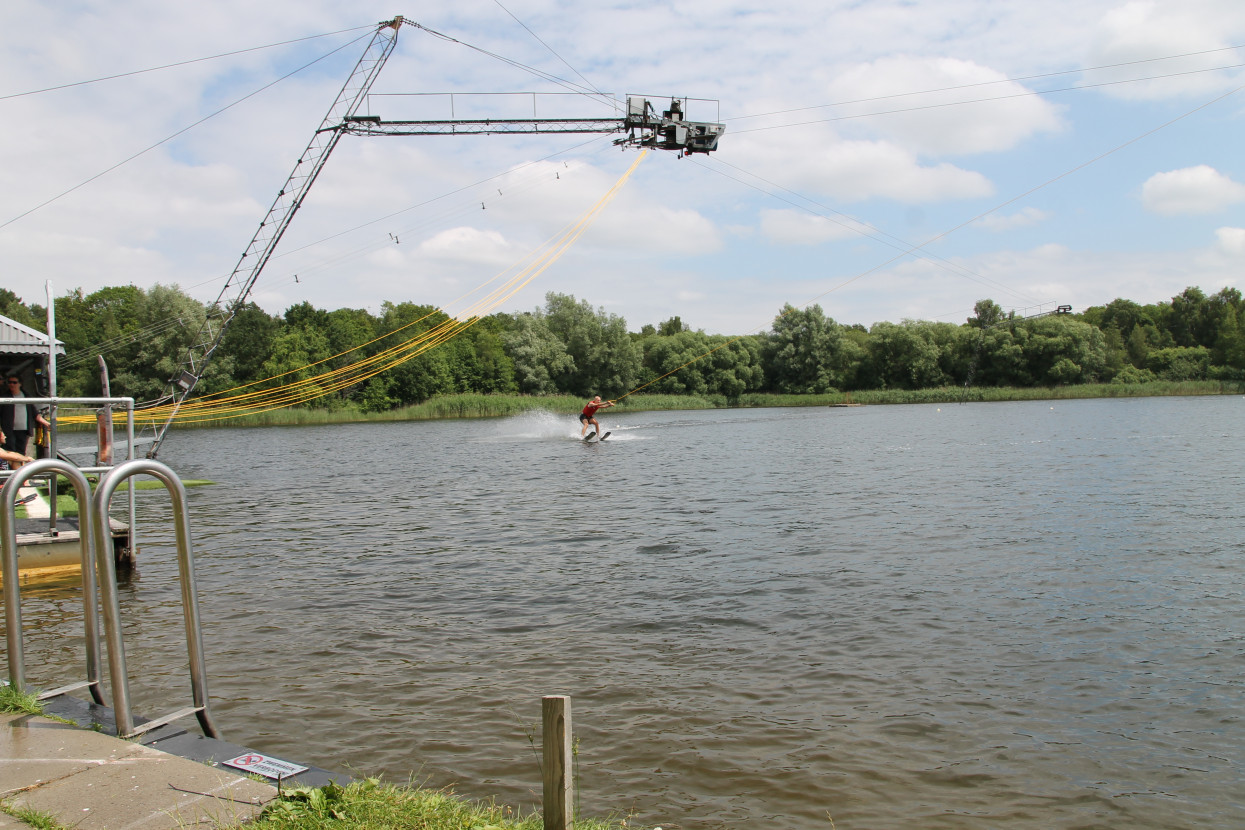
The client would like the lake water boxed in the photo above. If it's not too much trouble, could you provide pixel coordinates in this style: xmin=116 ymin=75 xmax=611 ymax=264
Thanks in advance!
xmin=8 ymin=396 xmax=1245 ymax=828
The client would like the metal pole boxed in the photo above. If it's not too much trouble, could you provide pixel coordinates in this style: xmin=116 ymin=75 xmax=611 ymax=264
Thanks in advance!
xmin=126 ymin=401 xmax=137 ymax=559
xmin=1 ymin=476 xmax=28 ymax=692
xmin=44 ymin=281 xmax=58 ymax=534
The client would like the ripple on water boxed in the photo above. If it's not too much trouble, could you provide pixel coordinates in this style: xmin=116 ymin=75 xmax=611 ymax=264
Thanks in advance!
xmin=12 ymin=400 xmax=1245 ymax=829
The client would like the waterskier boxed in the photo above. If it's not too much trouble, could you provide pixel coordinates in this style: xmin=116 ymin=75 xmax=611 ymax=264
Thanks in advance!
xmin=579 ymin=395 xmax=615 ymax=438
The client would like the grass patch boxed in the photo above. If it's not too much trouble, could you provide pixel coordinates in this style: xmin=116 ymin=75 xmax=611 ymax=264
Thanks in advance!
xmin=110 ymin=478 xmax=215 ymax=491
xmin=0 ymin=800 xmax=69 ymax=830
xmin=0 ymin=682 xmax=45 ymax=716
xmin=12 ymin=493 xmax=79 ymax=519
xmin=0 ymin=682 xmax=78 ymax=727
xmin=226 ymin=778 xmax=633 ymax=830
xmin=13 ymin=478 xmax=214 ymax=518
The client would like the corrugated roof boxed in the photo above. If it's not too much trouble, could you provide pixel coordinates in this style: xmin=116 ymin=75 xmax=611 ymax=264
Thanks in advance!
xmin=1 ymin=314 xmax=66 ymax=356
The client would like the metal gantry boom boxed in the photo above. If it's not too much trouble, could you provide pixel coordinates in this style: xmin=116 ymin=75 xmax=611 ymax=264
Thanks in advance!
xmin=340 ymin=95 xmax=726 ymax=154
xmin=144 ymin=17 xmax=405 ymax=457
xmin=143 ymin=18 xmax=724 ymax=457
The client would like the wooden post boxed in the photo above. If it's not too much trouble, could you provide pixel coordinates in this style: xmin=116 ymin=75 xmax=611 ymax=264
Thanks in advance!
xmin=96 ymin=356 xmax=114 ymax=465
xmin=542 ymin=695 xmax=573 ymax=830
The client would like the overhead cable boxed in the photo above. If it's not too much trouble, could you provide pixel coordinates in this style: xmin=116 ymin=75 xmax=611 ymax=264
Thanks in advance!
xmin=0 ymin=25 xmax=377 ymax=101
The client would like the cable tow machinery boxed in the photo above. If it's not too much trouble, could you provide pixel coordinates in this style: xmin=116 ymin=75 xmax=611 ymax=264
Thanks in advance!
xmin=617 ymin=96 xmax=725 ymax=155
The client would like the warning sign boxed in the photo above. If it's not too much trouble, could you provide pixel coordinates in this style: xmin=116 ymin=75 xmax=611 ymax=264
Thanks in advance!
xmin=222 ymin=752 xmax=308 ymax=780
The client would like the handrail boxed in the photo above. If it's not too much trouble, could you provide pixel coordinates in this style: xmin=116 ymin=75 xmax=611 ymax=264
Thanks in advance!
xmin=0 ymin=395 xmax=138 ymax=556
xmin=0 ymin=460 xmax=105 ymax=704
xmin=91 ymin=459 xmax=220 ymax=738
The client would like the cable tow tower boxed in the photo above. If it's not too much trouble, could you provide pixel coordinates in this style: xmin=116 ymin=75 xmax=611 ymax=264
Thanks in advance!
xmin=141 ymin=16 xmax=723 ymax=457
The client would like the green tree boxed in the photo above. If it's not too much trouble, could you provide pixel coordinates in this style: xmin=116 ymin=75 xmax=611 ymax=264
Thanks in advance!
xmin=641 ymin=329 xmax=710 ymax=395
xmin=53 ymin=284 xmax=207 ymax=401
xmin=0 ymin=289 xmax=42 ymax=330
xmin=53 ymin=286 xmax=146 ymax=396
xmin=1016 ymin=315 xmax=1108 ymax=385
xmin=372 ymin=302 xmax=456 ymax=405
xmin=541 ymin=293 xmax=640 ymax=397
xmin=1146 ymin=346 xmax=1210 ymax=380
xmin=212 ymin=302 xmax=281 ymax=392
xmin=967 ymin=298 xmax=1008 ymax=329
xmin=501 ymin=311 xmax=574 ymax=395
xmin=864 ymin=320 xmax=952 ymax=389
xmin=656 ymin=316 xmax=688 ymax=336
xmin=703 ymin=334 xmax=766 ymax=397
xmin=259 ymin=325 xmax=333 ymax=401
xmin=324 ymin=308 xmax=378 ymax=362
xmin=765 ymin=304 xmax=854 ymax=393
xmin=1211 ymin=303 xmax=1245 ymax=376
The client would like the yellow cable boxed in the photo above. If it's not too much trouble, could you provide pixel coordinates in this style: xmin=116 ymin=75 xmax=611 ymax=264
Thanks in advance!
xmin=65 ymin=151 xmax=648 ymax=426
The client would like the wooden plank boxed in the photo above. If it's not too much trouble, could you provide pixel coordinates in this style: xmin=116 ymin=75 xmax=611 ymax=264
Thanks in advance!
xmin=542 ymin=695 xmax=573 ymax=830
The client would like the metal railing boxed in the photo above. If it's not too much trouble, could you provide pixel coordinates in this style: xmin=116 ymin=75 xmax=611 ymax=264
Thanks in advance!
xmin=92 ymin=459 xmax=220 ymax=738
xmin=1 ymin=460 xmax=105 ymax=704
xmin=0 ymin=395 xmax=139 ymax=555
xmin=1 ymin=457 xmax=221 ymax=740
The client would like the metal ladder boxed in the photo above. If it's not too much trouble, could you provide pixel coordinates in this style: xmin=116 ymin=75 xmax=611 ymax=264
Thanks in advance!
xmin=2 ymin=459 xmax=105 ymax=705
xmin=2 ymin=458 xmax=220 ymax=739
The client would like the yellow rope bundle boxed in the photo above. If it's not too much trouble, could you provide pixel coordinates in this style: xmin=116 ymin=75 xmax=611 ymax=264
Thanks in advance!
xmin=61 ymin=151 xmax=648 ymax=427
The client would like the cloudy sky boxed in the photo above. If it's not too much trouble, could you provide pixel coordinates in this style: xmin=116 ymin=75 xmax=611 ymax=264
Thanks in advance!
xmin=3 ymin=0 xmax=1245 ymax=336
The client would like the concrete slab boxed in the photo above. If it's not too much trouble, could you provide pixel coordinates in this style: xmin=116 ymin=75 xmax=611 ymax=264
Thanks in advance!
xmin=41 ymin=695 xmax=352 ymax=789
xmin=2 ymin=713 xmax=276 ymax=830
xmin=0 ymin=812 xmax=28 ymax=829
xmin=0 ymin=713 xmax=143 ymax=794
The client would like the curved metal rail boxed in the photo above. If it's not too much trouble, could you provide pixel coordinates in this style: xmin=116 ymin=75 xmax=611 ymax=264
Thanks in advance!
xmin=92 ymin=459 xmax=221 ymax=738
xmin=1 ymin=460 xmax=106 ymax=703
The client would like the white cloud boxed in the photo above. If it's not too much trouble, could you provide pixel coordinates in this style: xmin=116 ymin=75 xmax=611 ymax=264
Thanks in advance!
xmin=1085 ymin=0 xmax=1245 ymax=100
xmin=732 ymin=129 xmax=995 ymax=205
xmin=1141 ymin=165 xmax=1245 ymax=215
xmin=974 ymin=207 xmax=1051 ymax=232
xmin=759 ymin=209 xmax=864 ymax=245
xmin=825 ymin=57 xmax=1063 ymax=155
xmin=418 ymin=227 xmax=512 ymax=264
xmin=1213 ymin=227 xmax=1245 ymax=256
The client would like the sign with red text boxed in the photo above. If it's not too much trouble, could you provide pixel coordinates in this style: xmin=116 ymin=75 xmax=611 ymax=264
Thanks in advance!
xmin=222 ymin=752 xmax=308 ymax=780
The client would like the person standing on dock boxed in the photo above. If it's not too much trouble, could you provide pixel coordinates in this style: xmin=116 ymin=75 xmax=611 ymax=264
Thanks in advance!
xmin=579 ymin=395 xmax=615 ymax=438
xmin=1 ymin=375 xmax=50 ymax=456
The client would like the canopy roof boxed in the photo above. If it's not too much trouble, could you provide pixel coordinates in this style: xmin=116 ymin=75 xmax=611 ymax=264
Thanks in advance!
xmin=0 ymin=314 xmax=65 ymax=356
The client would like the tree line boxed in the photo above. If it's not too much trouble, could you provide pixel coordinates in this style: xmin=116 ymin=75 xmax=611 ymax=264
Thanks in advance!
xmin=2 ymin=284 xmax=1243 ymax=409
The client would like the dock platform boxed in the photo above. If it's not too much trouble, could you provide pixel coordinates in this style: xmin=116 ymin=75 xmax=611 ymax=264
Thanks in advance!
xmin=2 ymin=694 xmax=348 ymax=829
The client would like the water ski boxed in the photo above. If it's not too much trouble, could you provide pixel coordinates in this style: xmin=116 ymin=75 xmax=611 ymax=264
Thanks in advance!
xmin=599 ymin=431 xmax=611 ymax=441
xmin=583 ymin=432 xmax=597 ymax=442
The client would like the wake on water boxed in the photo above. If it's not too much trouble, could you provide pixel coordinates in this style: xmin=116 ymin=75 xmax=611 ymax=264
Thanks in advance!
xmin=491 ymin=409 xmax=635 ymax=442
xmin=492 ymin=409 xmax=586 ymax=441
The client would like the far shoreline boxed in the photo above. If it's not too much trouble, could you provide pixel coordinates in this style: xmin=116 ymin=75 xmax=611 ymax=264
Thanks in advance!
xmin=94 ymin=379 xmax=1241 ymax=432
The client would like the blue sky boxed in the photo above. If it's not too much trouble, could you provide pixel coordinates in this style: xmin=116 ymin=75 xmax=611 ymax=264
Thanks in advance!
xmin=2 ymin=0 xmax=1244 ymax=336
